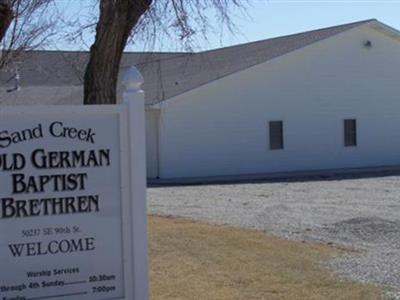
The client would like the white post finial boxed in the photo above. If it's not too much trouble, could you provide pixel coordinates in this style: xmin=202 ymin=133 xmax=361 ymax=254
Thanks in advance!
xmin=122 ymin=66 xmax=144 ymax=93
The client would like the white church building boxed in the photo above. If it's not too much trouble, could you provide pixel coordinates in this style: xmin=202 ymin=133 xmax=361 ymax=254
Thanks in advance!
xmin=2 ymin=19 xmax=400 ymax=180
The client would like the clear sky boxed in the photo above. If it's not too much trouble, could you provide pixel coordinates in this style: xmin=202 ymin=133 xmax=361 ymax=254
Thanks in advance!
xmin=52 ymin=0 xmax=400 ymax=52
xmin=211 ymin=1 xmax=400 ymax=47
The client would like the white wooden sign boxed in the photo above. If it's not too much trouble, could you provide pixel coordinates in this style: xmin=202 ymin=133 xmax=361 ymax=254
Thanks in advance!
xmin=0 ymin=68 xmax=148 ymax=300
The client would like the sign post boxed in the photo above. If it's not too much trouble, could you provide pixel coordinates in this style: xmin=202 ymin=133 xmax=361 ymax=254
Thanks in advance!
xmin=0 ymin=67 xmax=148 ymax=300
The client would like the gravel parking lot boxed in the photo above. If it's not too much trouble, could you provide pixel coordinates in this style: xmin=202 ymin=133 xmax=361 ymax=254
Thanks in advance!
xmin=148 ymin=174 xmax=400 ymax=299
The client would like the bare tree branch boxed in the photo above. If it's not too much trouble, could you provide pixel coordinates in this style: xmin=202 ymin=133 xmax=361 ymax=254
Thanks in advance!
xmin=0 ymin=0 xmax=56 ymax=70
xmin=0 ymin=1 xmax=13 ymax=42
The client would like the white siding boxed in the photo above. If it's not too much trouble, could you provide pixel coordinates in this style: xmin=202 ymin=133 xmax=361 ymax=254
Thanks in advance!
xmin=157 ymin=25 xmax=400 ymax=179
xmin=145 ymin=109 xmax=159 ymax=178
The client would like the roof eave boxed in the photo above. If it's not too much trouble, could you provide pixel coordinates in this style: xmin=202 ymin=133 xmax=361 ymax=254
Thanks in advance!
xmin=368 ymin=20 xmax=400 ymax=41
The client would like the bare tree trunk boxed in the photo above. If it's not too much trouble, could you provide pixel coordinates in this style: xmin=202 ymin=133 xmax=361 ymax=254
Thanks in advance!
xmin=0 ymin=1 xmax=13 ymax=43
xmin=84 ymin=0 xmax=152 ymax=105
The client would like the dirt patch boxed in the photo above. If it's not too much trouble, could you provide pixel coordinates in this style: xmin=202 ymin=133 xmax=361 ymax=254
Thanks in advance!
xmin=317 ymin=217 xmax=400 ymax=246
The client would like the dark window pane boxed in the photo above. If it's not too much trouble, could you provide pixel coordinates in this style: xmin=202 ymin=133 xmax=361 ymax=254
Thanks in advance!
xmin=269 ymin=121 xmax=283 ymax=150
xmin=344 ymin=119 xmax=357 ymax=146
